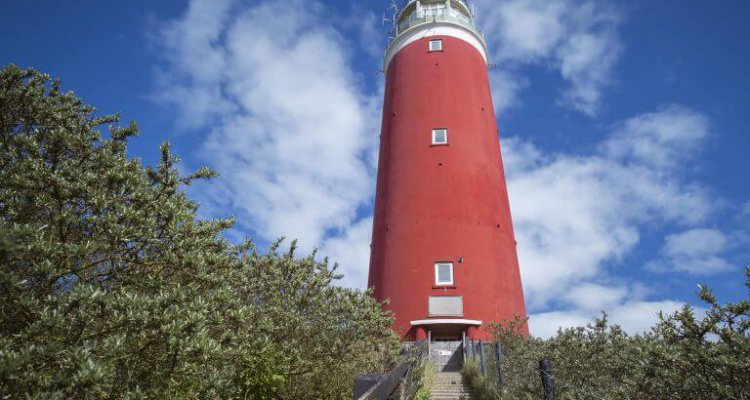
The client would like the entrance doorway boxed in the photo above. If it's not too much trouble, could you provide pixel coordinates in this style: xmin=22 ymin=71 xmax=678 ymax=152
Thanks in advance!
xmin=430 ymin=340 xmax=463 ymax=372
xmin=412 ymin=319 xmax=482 ymax=371
xmin=428 ymin=327 xmax=465 ymax=372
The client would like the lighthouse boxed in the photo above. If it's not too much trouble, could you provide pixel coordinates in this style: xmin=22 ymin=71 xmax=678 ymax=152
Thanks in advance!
xmin=368 ymin=0 xmax=528 ymax=342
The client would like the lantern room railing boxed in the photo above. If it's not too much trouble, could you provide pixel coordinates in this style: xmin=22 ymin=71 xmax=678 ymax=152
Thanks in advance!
xmin=396 ymin=7 xmax=481 ymax=37
xmin=383 ymin=0 xmax=487 ymax=69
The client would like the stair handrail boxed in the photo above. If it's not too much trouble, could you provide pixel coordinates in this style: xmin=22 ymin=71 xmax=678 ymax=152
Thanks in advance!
xmin=355 ymin=340 xmax=428 ymax=400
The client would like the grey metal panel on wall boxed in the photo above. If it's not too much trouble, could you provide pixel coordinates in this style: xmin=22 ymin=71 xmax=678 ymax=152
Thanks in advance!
xmin=428 ymin=296 xmax=463 ymax=317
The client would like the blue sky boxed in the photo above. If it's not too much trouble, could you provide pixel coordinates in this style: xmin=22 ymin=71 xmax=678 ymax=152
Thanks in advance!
xmin=2 ymin=0 xmax=748 ymax=337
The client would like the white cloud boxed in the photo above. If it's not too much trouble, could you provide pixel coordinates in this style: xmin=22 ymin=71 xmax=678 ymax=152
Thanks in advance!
xmin=652 ymin=228 xmax=733 ymax=275
xmin=664 ymin=229 xmax=729 ymax=260
xmin=489 ymin=69 xmax=528 ymax=114
xmin=604 ymin=105 xmax=710 ymax=171
xmin=608 ymin=301 xmax=687 ymax=334
xmin=319 ymin=217 xmax=374 ymax=289
xmin=345 ymin=10 xmax=383 ymax=62
xmin=152 ymin=0 xmax=235 ymax=130
xmin=532 ymin=280 xmax=694 ymax=338
xmin=529 ymin=311 xmax=590 ymax=339
xmin=564 ymin=283 xmax=628 ymax=312
xmin=155 ymin=0 xmax=379 ymax=284
xmin=530 ymin=300 xmax=686 ymax=338
xmin=473 ymin=0 xmax=622 ymax=115
xmin=478 ymin=0 xmax=568 ymax=62
xmin=505 ymin=106 xmax=713 ymax=310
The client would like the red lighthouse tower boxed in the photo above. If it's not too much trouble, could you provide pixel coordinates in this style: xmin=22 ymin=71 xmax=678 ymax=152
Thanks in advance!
xmin=368 ymin=0 xmax=527 ymax=341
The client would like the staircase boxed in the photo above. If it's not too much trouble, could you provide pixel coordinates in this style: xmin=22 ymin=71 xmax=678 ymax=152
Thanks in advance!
xmin=430 ymin=372 xmax=474 ymax=400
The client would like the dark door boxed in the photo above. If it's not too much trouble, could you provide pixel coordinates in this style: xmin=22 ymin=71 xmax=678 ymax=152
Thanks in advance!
xmin=430 ymin=341 xmax=463 ymax=372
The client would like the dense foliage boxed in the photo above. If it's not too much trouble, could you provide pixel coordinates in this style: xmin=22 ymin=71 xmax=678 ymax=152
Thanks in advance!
xmin=464 ymin=267 xmax=750 ymax=400
xmin=0 ymin=65 xmax=399 ymax=399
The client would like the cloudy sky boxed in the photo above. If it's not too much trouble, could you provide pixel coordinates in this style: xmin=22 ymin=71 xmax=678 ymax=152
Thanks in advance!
xmin=2 ymin=0 xmax=749 ymax=337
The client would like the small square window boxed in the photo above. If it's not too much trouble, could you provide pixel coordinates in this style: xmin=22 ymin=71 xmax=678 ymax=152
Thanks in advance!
xmin=432 ymin=128 xmax=448 ymax=145
xmin=429 ymin=40 xmax=443 ymax=52
xmin=435 ymin=262 xmax=454 ymax=286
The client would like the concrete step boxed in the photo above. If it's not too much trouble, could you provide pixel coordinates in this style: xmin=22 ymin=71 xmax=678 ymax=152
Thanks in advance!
xmin=431 ymin=397 xmax=473 ymax=400
xmin=431 ymin=391 xmax=474 ymax=396
xmin=433 ymin=382 xmax=469 ymax=386
xmin=430 ymin=372 xmax=474 ymax=400
xmin=434 ymin=377 xmax=464 ymax=382
xmin=432 ymin=386 xmax=472 ymax=389
xmin=433 ymin=384 xmax=471 ymax=388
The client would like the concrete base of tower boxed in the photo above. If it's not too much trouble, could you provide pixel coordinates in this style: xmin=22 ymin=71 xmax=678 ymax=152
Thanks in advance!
xmin=411 ymin=319 xmax=482 ymax=341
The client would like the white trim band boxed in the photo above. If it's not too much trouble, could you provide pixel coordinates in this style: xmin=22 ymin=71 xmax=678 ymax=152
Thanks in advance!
xmin=384 ymin=22 xmax=488 ymax=74
xmin=411 ymin=319 xmax=482 ymax=326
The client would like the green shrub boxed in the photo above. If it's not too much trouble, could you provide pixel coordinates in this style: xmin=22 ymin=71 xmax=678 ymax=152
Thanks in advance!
xmin=462 ymin=359 xmax=501 ymax=400
xmin=414 ymin=361 xmax=436 ymax=400
xmin=0 ymin=65 xmax=400 ymax=400
xmin=483 ymin=266 xmax=750 ymax=400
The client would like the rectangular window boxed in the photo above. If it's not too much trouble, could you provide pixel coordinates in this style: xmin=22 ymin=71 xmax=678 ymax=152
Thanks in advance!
xmin=432 ymin=128 xmax=448 ymax=145
xmin=429 ymin=39 xmax=443 ymax=52
xmin=435 ymin=262 xmax=454 ymax=286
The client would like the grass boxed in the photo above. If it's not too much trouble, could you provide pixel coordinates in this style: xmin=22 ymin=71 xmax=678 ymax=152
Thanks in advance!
xmin=462 ymin=359 xmax=503 ymax=400
xmin=414 ymin=361 xmax=437 ymax=400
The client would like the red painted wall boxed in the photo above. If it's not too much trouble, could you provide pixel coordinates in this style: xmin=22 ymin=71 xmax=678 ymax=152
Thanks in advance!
xmin=368 ymin=35 xmax=528 ymax=340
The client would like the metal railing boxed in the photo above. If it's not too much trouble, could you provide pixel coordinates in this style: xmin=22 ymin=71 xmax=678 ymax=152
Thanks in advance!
xmin=354 ymin=340 xmax=428 ymax=400
xmin=399 ymin=0 xmax=472 ymax=9
xmin=396 ymin=9 xmax=481 ymax=38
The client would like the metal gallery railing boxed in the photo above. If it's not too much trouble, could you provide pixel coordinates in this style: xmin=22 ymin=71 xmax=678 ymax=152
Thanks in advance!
xmin=396 ymin=9 xmax=482 ymax=38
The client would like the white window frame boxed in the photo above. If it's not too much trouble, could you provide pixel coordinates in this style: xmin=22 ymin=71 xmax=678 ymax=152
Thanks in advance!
xmin=429 ymin=39 xmax=443 ymax=52
xmin=434 ymin=262 xmax=454 ymax=286
xmin=432 ymin=128 xmax=448 ymax=145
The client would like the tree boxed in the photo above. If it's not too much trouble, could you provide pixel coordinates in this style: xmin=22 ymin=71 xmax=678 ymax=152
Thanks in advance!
xmin=0 ymin=65 xmax=398 ymax=399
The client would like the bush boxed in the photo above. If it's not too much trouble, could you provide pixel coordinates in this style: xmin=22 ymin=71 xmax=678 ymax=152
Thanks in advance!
xmin=481 ymin=266 xmax=750 ymax=400
xmin=0 ymin=65 xmax=399 ymax=399
xmin=462 ymin=359 xmax=501 ymax=400
xmin=413 ymin=361 xmax=436 ymax=400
